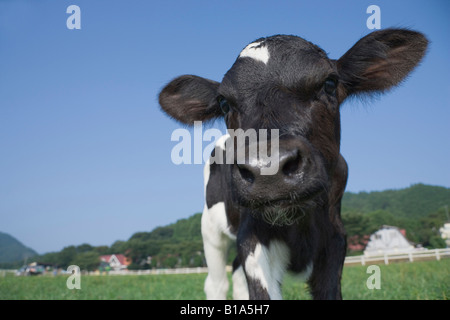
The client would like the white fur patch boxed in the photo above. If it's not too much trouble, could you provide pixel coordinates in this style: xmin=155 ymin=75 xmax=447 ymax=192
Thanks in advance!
xmin=202 ymin=203 xmax=232 ymax=300
xmin=215 ymin=133 xmax=231 ymax=151
xmin=244 ymin=240 xmax=290 ymax=299
xmin=203 ymin=158 xmax=210 ymax=197
xmin=239 ymin=41 xmax=270 ymax=64
xmin=232 ymin=265 xmax=249 ymax=300
xmin=203 ymin=202 xmax=235 ymax=240
xmin=202 ymin=135 xmax=236 ymax=300
xmin=203 ymin=133 xmax=229 ymax=196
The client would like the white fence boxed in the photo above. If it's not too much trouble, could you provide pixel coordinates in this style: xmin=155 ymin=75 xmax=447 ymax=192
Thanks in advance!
xmin=3 ymin=249 xmax=449 ymax=277
xmin=0 ymin=269 xmax=17 ymax=277
xmin=86 ymin=266 xmax=233 ymax=276
xmin=344 ymin=248 xmax=450 ymax=266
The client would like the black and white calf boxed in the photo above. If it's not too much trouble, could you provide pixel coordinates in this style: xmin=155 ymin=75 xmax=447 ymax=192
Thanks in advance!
xmin=159 ymin=29 xmax=428 ymax=299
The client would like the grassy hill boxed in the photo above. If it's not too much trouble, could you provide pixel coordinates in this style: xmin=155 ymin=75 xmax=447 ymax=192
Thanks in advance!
xmin=0 ymin=232 xmax=37 ymax=264
xmin=342 ymin=183 xmax=450 ymax=219
xmin=341 ymin=183 xmax=449 ymax=249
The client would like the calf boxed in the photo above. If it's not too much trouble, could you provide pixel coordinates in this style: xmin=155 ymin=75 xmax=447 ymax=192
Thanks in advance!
xmin=159 ymin=29 xmax=428 ymax=299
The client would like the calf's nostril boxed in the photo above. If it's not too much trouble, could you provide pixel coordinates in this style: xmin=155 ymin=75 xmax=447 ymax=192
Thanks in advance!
xmin=237 ymin=164 xmax=255 ymax=184
xmin=281 ymin=150 xmax=302 ymax=176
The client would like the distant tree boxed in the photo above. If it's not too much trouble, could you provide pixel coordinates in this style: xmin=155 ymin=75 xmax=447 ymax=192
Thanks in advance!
xmin=365 ymin=210 xmax=398 ymax=234
xmin=341 ymin=211 xmax=368 ymax=237
xmin=414 ymin=207 xmax=448 ymax=248
xmin=130 ymin=227 xmax=174 ymax=242
xmin=128 ymin=232 xmax=152 ymax=242
xmin=71 ymin=251 xmax=100 ymax=271
xmin=110 ymin=240 xmax=127 ymax=254
xmin=58 ymin=246 xmax=78 ymax=269
xmin=76 ymin=243 xmax=94 ymax=253
xmin=127 ymin=262 xmax=149 ymax=270
xmin=126 ymin=239 xmax=147 ymax=262
xmin=428 ymin=236 xmax=446 ymax=249
xmin=189 ymin=252 xmax=204 ymax=267
xmin=94 ymin=245 xmax=110 ymax=255
xmin=37 ymin=251 xmax=60 ymax=266
xmin=163 ymin=255 xmax=179 ymax=268
xmin=172 ymin=213 xmax=202 ymax=240
xmin=144 ymin=240 xmax=164 ymax=256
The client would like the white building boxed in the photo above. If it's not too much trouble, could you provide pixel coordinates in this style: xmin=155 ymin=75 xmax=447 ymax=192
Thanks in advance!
xmin=439 ymin=223 xmax=450 ymax=247
xmin=364 ymin=225 xmax=416 ymax=257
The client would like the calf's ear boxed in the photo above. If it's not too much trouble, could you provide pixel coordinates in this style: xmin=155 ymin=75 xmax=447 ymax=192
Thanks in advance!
xmin=337 ymin=28 xmax=428 ymax=97
xmin=159 ymin=75 xmax=221 ymax=125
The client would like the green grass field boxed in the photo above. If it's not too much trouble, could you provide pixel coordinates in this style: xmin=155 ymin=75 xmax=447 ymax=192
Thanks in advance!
xmin=0 ymin=260 xmax=448 ymax=300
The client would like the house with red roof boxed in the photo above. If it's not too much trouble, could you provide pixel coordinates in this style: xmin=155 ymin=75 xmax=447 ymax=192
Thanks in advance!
xmin=99 ymin=254 xmax=131 ymax=271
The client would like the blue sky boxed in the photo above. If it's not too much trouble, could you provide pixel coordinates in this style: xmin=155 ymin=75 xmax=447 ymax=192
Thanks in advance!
xmin=0 ymin=0 xmax=449 ymax=254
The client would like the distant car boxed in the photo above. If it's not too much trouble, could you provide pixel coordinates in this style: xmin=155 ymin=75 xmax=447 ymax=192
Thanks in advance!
xmin=59 ymin=269 xmax=71 ymax=275
xmin=15 ymin=266 xmax=29 ymax=276
xmin=28 ymin=265 xmax=44 ymax=275
xmin=15 ymin=266 xmax=27 ymax=276
xmin=15 ymin=264 xmax=45 ymax=276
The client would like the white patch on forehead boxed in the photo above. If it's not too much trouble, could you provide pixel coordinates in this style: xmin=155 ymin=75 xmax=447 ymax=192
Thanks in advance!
xmin=239 ymin=41 xmax=270 ymax=64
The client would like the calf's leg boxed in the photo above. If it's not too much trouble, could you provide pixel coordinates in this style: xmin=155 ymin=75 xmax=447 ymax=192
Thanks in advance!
xmin=202 ymin=203 xmax=232 ymax=299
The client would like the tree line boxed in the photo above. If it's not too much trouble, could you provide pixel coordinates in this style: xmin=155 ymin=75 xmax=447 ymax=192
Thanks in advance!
xmin=19 ymin=213 xmax=206 ymax=271
xmin=2 ymin=184 xmax=448 ymax=271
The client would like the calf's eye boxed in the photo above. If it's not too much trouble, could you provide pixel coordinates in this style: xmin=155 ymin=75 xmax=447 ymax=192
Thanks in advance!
xmin=218 ymin=96 xmax=231 ymax=114
xmin=323 ymin=78 xmax=337 ymax=96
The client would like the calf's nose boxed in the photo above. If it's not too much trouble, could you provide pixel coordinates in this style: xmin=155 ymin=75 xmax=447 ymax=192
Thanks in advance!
xmin=236 ymin=147 xmax=303 ymax=184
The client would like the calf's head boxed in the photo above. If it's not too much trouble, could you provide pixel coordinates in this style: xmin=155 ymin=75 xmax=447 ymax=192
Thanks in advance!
xmin=159 ymin=29 xmax=427 ymax=224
